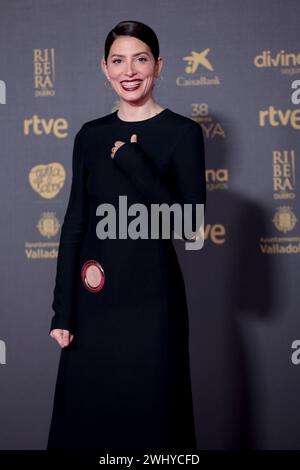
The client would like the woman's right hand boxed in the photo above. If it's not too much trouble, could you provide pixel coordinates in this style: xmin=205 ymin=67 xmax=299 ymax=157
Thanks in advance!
xmin=50 ymin=329 xmax=74 ymax=348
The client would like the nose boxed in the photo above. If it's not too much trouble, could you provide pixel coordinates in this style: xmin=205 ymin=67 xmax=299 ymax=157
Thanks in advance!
xmin=125 ymin=61 xmax=136 ymax=76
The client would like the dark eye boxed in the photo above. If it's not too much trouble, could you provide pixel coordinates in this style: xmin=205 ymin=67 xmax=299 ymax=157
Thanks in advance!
xmin=112 ymin=59 xmax=121 ymax=64
xmin=138 ymin=57 xmax=147 ymax=62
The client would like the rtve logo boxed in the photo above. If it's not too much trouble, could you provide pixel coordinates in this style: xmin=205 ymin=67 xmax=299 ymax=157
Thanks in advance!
xmin=258 ymin=106 xmax=300 ymax=130
xmin=0 ymin=79 xmax=6 ymax=104
xmin=0 ymin=340 xmax=6 ymax=365
xmin=23 ymin=115 xmax=68 ymax=138
xmin=203 ymin=223 xmax=226 ymax=244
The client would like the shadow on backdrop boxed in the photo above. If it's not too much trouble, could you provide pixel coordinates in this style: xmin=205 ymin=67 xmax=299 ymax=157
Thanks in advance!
xmin=174 ymin=112 xmax=286 ymax=449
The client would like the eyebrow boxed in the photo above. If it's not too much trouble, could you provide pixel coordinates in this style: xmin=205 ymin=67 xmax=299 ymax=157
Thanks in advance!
xmin=110 ymin=51 xmax=150 ymax=58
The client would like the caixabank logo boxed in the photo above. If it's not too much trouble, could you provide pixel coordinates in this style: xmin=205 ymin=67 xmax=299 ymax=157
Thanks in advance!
xmin=176 ymin=48 xmax=220 ymax=86
xmin=34 ymin=48 xmax=56 ymax=97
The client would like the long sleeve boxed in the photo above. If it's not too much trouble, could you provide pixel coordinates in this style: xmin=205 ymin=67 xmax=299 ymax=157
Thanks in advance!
xmin=113 ymin=121 xmax=206 ymax=240
xmin=50 ymin=127 xmax=89 ymax=334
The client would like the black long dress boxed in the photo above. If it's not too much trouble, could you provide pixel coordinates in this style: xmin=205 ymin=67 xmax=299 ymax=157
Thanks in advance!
xmin=47 ymin=108 xmax=206 ymax=451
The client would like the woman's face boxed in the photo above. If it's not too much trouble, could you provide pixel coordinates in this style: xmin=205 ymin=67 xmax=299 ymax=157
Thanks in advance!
xmin=102 ymin=36 xmax=163 ymax=104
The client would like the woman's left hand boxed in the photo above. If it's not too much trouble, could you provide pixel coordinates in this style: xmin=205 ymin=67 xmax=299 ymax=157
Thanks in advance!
xmin=110 ymin=133 xmax=137 ymax=159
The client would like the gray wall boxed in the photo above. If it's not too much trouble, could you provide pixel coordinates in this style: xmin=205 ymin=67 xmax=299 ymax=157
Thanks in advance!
xmin=0 ymin=0 xmax=299 ymax=450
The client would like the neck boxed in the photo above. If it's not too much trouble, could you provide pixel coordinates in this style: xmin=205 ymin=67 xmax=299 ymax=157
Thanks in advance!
xmin=117 ymin=100 xmax=163 ymax=121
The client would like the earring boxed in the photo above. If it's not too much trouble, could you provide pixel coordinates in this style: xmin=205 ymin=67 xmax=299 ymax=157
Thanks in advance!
xmin=155 ymin=75 xmax=163 ymax=88
xmin=104 ymin=79 xmax=112 ymax=89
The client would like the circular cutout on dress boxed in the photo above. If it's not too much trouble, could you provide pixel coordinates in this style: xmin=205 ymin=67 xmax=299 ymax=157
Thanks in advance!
xmin=81 ymin=260 xmax=105 ymax=292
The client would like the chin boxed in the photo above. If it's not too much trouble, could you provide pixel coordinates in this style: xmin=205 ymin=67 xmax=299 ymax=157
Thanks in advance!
xmin=120 ymin=94 xmax=146 ymax=102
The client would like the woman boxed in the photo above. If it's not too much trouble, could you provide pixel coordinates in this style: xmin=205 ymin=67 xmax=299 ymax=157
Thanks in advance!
xmin=47 ymin=20 xmax=206 ymax=451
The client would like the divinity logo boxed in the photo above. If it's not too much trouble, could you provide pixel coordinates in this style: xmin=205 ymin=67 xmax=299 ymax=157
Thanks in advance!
xmin=0 ymin=340 xmax=6 ymax=365
xmin=0 ymin=80 xmax=6 ymax=104
xmin=95 ymin=196 xmax=205 ymax=251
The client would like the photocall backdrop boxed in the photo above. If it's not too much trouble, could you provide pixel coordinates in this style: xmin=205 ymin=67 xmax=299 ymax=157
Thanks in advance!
xmin=0 ymin=0 xmax=299 ymax=450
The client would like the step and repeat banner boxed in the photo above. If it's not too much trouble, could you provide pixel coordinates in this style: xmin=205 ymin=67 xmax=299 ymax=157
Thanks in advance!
xmin=0 ymin=0 xmax=299 ymax=450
